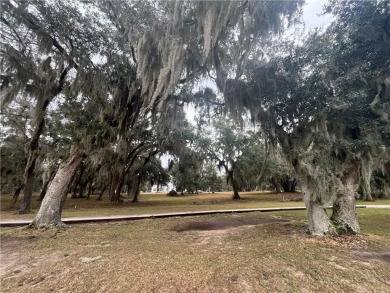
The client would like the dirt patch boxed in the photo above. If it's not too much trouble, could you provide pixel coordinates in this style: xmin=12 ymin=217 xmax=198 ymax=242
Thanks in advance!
xmin=351 ymin=250 xmax=390 ymax=264
xmin=172 ymin=216 xmax=290 ymax=232
xmin=0 ymin=228 xmax=66 ymax=278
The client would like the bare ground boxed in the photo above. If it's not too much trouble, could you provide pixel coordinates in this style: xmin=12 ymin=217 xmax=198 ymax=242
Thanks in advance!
xmin=1 ymin=211 xmax=389 ymax=293
xmin=171 ymin=216 xmax=290 ymax=232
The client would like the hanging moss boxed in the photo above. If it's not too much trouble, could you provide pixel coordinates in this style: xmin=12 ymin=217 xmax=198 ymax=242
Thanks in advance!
xmin=134 ymin=1 xmax=300 ymax=111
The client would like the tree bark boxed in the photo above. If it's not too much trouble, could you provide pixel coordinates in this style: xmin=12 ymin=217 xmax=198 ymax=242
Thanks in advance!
xmin=302 ymin=183 xmax=334 ymax=236
xmin=97 ymin=182 xmax=109 ymax=201
xmin=78 ymin=181 xmax=88 ymax=198
xmin=331 ymin=166 xmax=360 ymax=234
xmin=115 ymin=172 xmax=126 ymax=201
xmin=19 ymin=105 xmax=48 ymax=214
xmin=86 ymin=179 xmax=94 ymax=199
xmin=12 ymin=184 xmax=24 ymax=205
xmin=230 ymin=174 xmax=241 ymax=200
xmin=18 ymin=151 xmax=38 ymax=213
xmin=109 ymin=171 xmax=122 ymax=203
xmin=268 ymin=176 xmax=282 ymax=193
xmin=30 ymin=149 xmax=85 ymax=228
xmin=71 ymin=164 xmax=84 ymax=198
xmin=131 ymin=176 xmax=141 ymax=203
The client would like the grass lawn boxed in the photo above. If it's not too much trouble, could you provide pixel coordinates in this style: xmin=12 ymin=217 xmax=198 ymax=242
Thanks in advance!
xmin=1 ymin=191 xmax=389 ymax=220
xmin=1 ymin=208 xmax=389 ymax=293
xmin=0 ymin=191 xmax=305 ymax=220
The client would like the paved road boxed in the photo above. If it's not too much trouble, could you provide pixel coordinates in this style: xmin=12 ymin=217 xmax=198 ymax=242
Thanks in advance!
xmin=3 ymin=205 xmax=387 ymax=227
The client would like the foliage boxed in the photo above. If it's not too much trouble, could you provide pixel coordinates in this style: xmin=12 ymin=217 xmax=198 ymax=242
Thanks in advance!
xmin=171 ymin=150 xmax=203 ymax=193
xmin=218 ymin=0 xmax=390 ymax=234
xmin=198 ymin=117 xmax=265 ymax=198
xmin=199 ymin=162 xmax=224 ymax=192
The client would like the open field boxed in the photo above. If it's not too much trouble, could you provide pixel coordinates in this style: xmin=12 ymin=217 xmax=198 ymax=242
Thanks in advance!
xmin=1 ymin=208 xmax=389 ymax=293
xmin=1 ymin=191 xmax=390 ymax=220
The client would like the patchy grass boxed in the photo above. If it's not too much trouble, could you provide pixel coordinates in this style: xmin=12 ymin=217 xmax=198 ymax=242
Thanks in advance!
xmin=2 ymin=191 xmax=389 ymax=221
xmin=1 ymin=191 xmax=307 ymax=220
xmin=356 ymin=199 xmax=390 ymax=206
xmin=1 ymin=209 xmax=389 ymax=293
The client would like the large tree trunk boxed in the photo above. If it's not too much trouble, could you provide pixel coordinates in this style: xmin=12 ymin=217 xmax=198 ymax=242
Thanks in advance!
xmin=331 ymin=166 xmax=360 ymax=234
xmin=30 ymin=149 xmax=85 ymax=228
xmin=231 ymin=176 xmax=241 ymax=200
xmin=302 ymin=183 xmax=334 ymax=236
xmin=78 ymin=180 xmax=88 ymax=198
xmin=109 ymin=171 xmax=122 ymax=203
xmin=131 ymin=176 xmax=141 ymax=203
xmin=18 ymin=151 xmax=38 ymax=213
xmin=115 ymin=172 xmax=126 ymax=201
xmin=71 ymin=164 xmax=84 ymax=198
xmin=86 ymin=179 xmax=94 ymax=200
xmin=268 ymin=175 xmax=282 ymax=193
xmin=19 ymin=107 xmax=47 ymax=214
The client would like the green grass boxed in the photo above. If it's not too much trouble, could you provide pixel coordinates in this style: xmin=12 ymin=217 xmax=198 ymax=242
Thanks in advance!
xmin=1 ymin=209 xmax=389 ymax=293
xmin=356 ymin=199 xmax=390 ymax=205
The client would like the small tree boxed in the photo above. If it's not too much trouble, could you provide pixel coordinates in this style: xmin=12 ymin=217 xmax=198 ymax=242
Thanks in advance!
xmin=200 ymin=118 xmax=264 ymax=199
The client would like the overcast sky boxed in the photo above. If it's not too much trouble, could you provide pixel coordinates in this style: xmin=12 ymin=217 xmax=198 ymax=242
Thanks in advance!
xmin=303 ymin=0 xmax=332 ymax=29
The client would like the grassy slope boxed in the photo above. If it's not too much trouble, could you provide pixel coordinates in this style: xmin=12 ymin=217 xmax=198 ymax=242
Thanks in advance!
xmin=1 ymin=208 xmax=389 ymax=293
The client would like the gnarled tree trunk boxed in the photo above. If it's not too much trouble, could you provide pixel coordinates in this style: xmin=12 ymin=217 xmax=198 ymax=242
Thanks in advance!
xmin=302 ymin=183 xmax=334 ymax=236
xmin=331 ymin=166 xmax=360 ymax=234
xmin=30 ymin=149 xmax=85 ymax=228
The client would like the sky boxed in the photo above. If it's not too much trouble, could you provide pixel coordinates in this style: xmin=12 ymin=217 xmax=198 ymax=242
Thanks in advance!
xmin=303 ymin=0 xmax=332 ymax=29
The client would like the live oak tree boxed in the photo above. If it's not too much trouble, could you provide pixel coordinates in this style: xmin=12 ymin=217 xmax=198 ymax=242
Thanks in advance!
xmin=28 ymin=1 xmax=144 ymax=226
xmin=129 ymin=157 xmax=170 ymax=201
xmin=325 ymin=0 xmax=390 ymax=202
xmin=2 ymin=0 xmax=301 ymax=227
xmin=199 ymin=117 xmax=260 ymax=200
xmin=226 ymin=0 xmax=389 ymax=235
xmin=171 ymin=150 xmax=203 ymax=194
xmin=0 ymin=0 xmax=108 ymax=213
xmin=199 ymin=163 xmax=224 ymax=193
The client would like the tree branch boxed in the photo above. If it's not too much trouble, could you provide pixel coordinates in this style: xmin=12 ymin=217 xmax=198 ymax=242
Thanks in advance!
xmin=2 ymin=0 xmax=79 ymax=70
